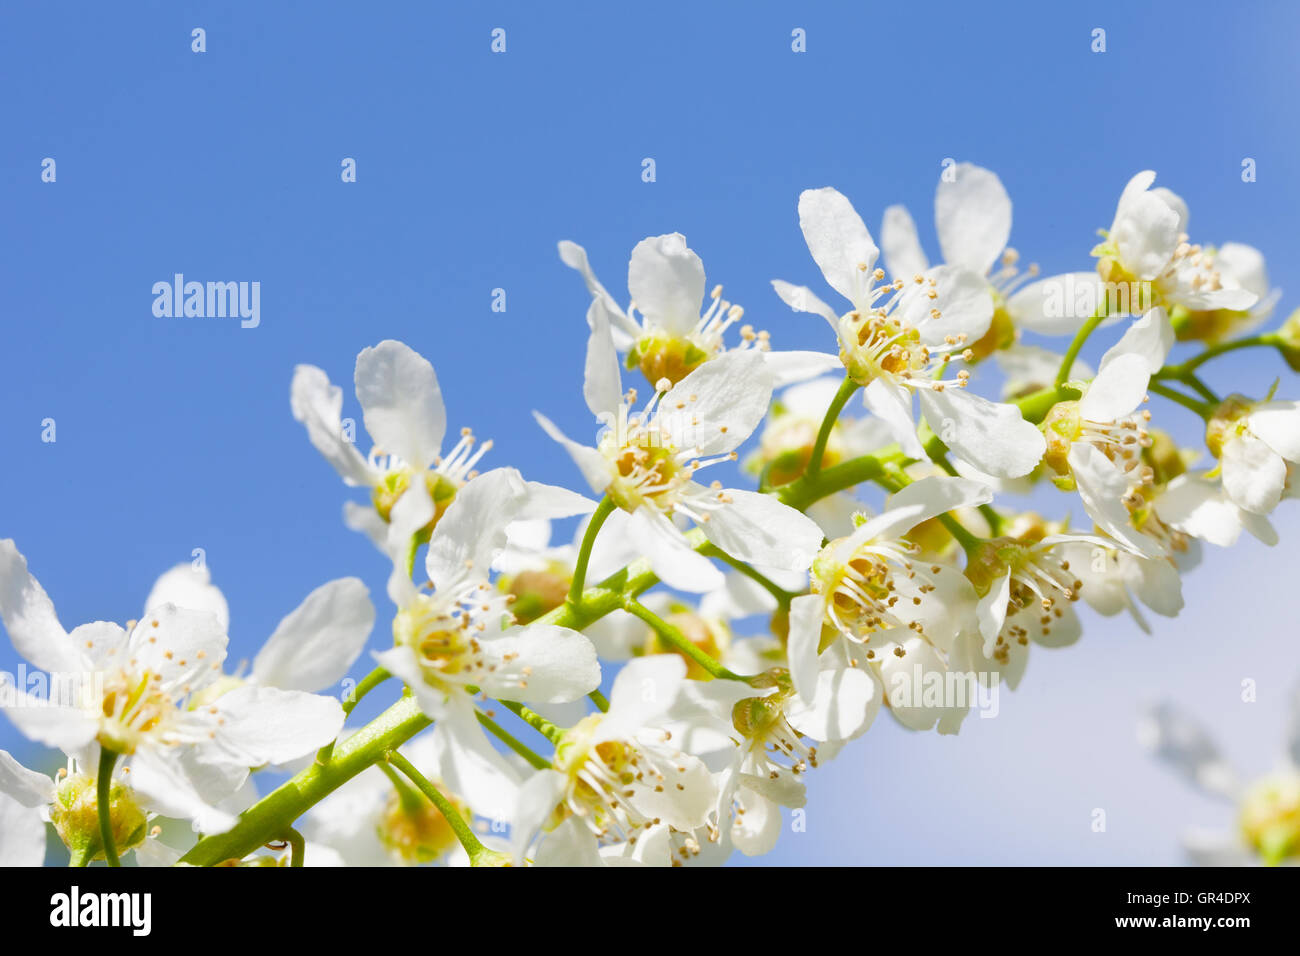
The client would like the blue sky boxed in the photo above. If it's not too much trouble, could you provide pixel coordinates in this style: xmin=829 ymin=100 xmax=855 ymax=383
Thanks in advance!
xmin=3 ymin=1 xmax=1299 ymax=865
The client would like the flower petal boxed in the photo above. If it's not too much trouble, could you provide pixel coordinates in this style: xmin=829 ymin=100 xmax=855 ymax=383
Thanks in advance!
xmin=290 ymin=364 xmax=376 ymax=486
xmin=0 ymin=749 xmax=53 ymax=807
xmin=1221 ymin=434 xmax=1285 ymax=515
xmin=0 ymin=540 xmax=81 ymax=675
xmin=1111 ymin=171 xmax=1180 ymax=281
xmin=534 ymin=411 xmax=613 ymax=494
xmin=787 ymin=664 xmax=880 ymax=742
xmin=661 ymin=349 xmax=772 ymax=455
xmin=425 ymin=467 xmax=529 ymax=592
xmin=1078 ymin=353 xmax=1151 ymax=422
xmin=627 ymin=233 xmax=705 ymax=336
xmin=786 ymin=594 xmax=826 ymax=703
xmin=143 ymin=563 xmax=230 ymax=632
xmin=698 ymin=488 xmax=823 ymax=571
xmin=770 ymin=279 xmax=841 ymax=333
xmin=354 ymin=340 xmax=447 ymax=470
xmin=209 ymin=685 xmax=346 ymax=766
xmin=935 ymin=163 xmax=1011 ymax=277
xmin=626 ymin=507 xmax=724 ymax=593
xmin=583 ymin=298 xmax=624 ymax=418
xmin=1099 ymin=307 xmax=1174 ymax=374
xmin=599 ymin=654 xmax=685 ymax=742
xmin=1248 ymin=401 xmax=1300 ymax=463
xmin=1006 ymin=272 xmax=1107 ymax=336
xmin=864 ymin=378 xmax=923 ymax=459
xmin=477 ymin=624 xmax=600 ymax=704
xmin=880 ymin=203 xmax=929 ymax=279
xmin=919 ymin=387 xmax=1045 ymax=478
xmin=0 ymin=793 xmax=45 ymax=865
xmin=1068 ymin=443 xmax=1165 ymax=559
xmin=797 ymin=187 xmax=878 ymax=307
xmin=252 ymin=578 xmax=375 ymax=693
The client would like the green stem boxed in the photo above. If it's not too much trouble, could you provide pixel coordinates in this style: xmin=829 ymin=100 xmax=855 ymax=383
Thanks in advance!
xmin=283 ymin=827 xmax=305 ymax=867
xmin=1056 ymin=305 xmax=1108 ymax=387
xmin=937 ymin=513 xmax=981 ymax=554
xmin=589 ymin=689 xmax=610 ymax=712
xmin=180 ymin=695 xmax=433 ymax=866
xmin=569 ymin=495 xmax=617 ymax=606
xmin=496 ymin=700 xmax=565 ymax=746
xmin=97 ymin=747 xmax=121 ymax=867
xmin=807 ymin=375 xmax=859 ymax=477
xmin=624 ymin=599 xmax=748 ymax=682
xmin=476 ymin=710 xmax=551 ymax=769
xmin=316 ymin=666 xmax=392 ymax=763
xmin=385 ymin=749 xmax=497 ymax=865
xmin=1148 ymin=380 xmax=1213 ymax=418
xmin=1162 ymin=333 xmax=1280 ymax=377
xmin=700 ymin=543 xmax=796 ymax=607
xmin=777 ymin=382 xmax=1080 ymax=514
xmin=1179 ymin=371 xmax=1220 ymax=404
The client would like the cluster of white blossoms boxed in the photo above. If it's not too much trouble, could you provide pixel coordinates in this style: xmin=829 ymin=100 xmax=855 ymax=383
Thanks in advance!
xmin=3 ymin=162 xmax=1300 ymax=867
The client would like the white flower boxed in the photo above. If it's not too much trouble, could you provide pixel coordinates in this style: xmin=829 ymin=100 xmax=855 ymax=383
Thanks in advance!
xmin=0 ymin=540 xmax=344 ymax=833
xmin=291 ymin=340 xmax=495 ymax=556
xmin=559 ymin=234 xmax=840 ymax=388
xmin=0 ymin=748 xmax=179 ymax=866
xmin=1141 ymin=695 xmax=1300 ymax=866
xmin=1060 ymin=539 xmax=1188 ymax=634
xmin=144 ymin=563 xmax=376 ymax=698
xmin=1206 ymin=396 xmax=1300 ymax=515
xmin=1096 ymin=171 xmax=1259 ymax=315
xmin=373 ymin=467 xmax=601 ymax=819
xmin=1158 ymin=472 xmax=1278 ymax=548
xmin=1041 ymin=309 xmax=1177 ymax=558
xmin=786 ymin=476 xmax=992 ymax=733
xmin=510 ymin=655 xmax=718 ymax=865
xmin=882 ymin=161 xmax=1104 ymax=341
xmin=773 ymin=186 xmax=1045 ymax=478
xmin=535 ymin=316 xmax=825 ymax=593
xmin=959 ymin=522 xmax=1095 ymax=690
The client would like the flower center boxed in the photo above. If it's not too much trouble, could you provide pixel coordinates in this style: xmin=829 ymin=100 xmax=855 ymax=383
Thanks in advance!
xmin=369 ymin=428 xmax=493 ymax=535
xmin=814 ymin=538 xmax=939 ymax=642
xmin=393 ymin=587 xmax=513 ymax=689
xmin=98 ymin=669 xmax=179 ymax=754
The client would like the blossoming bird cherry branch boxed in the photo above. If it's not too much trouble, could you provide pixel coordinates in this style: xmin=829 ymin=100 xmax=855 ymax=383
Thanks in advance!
xmin=7 ymin=162 xmax=1300 ymax=868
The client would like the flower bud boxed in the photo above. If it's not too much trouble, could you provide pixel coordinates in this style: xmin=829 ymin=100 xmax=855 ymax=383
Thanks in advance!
xmin=1141 ymin=428 xmax=1188 ymax=485
xmin=1276 ymin=308 xmax=1300 ymax=372
xmin=1239 ymin=772 xmax=1300 ymax=865
xmin=644 ymin=611 xmax=730 ymax=681
xmin=50 ymin=772 xmax=147 ymax=867
xmin=628 ymin=334 xmax=710 ymax=388
xmin=379 ymin=785 xmax=471 ymax=865
xmin=499 ymin=565 xmax=571 ymax=625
